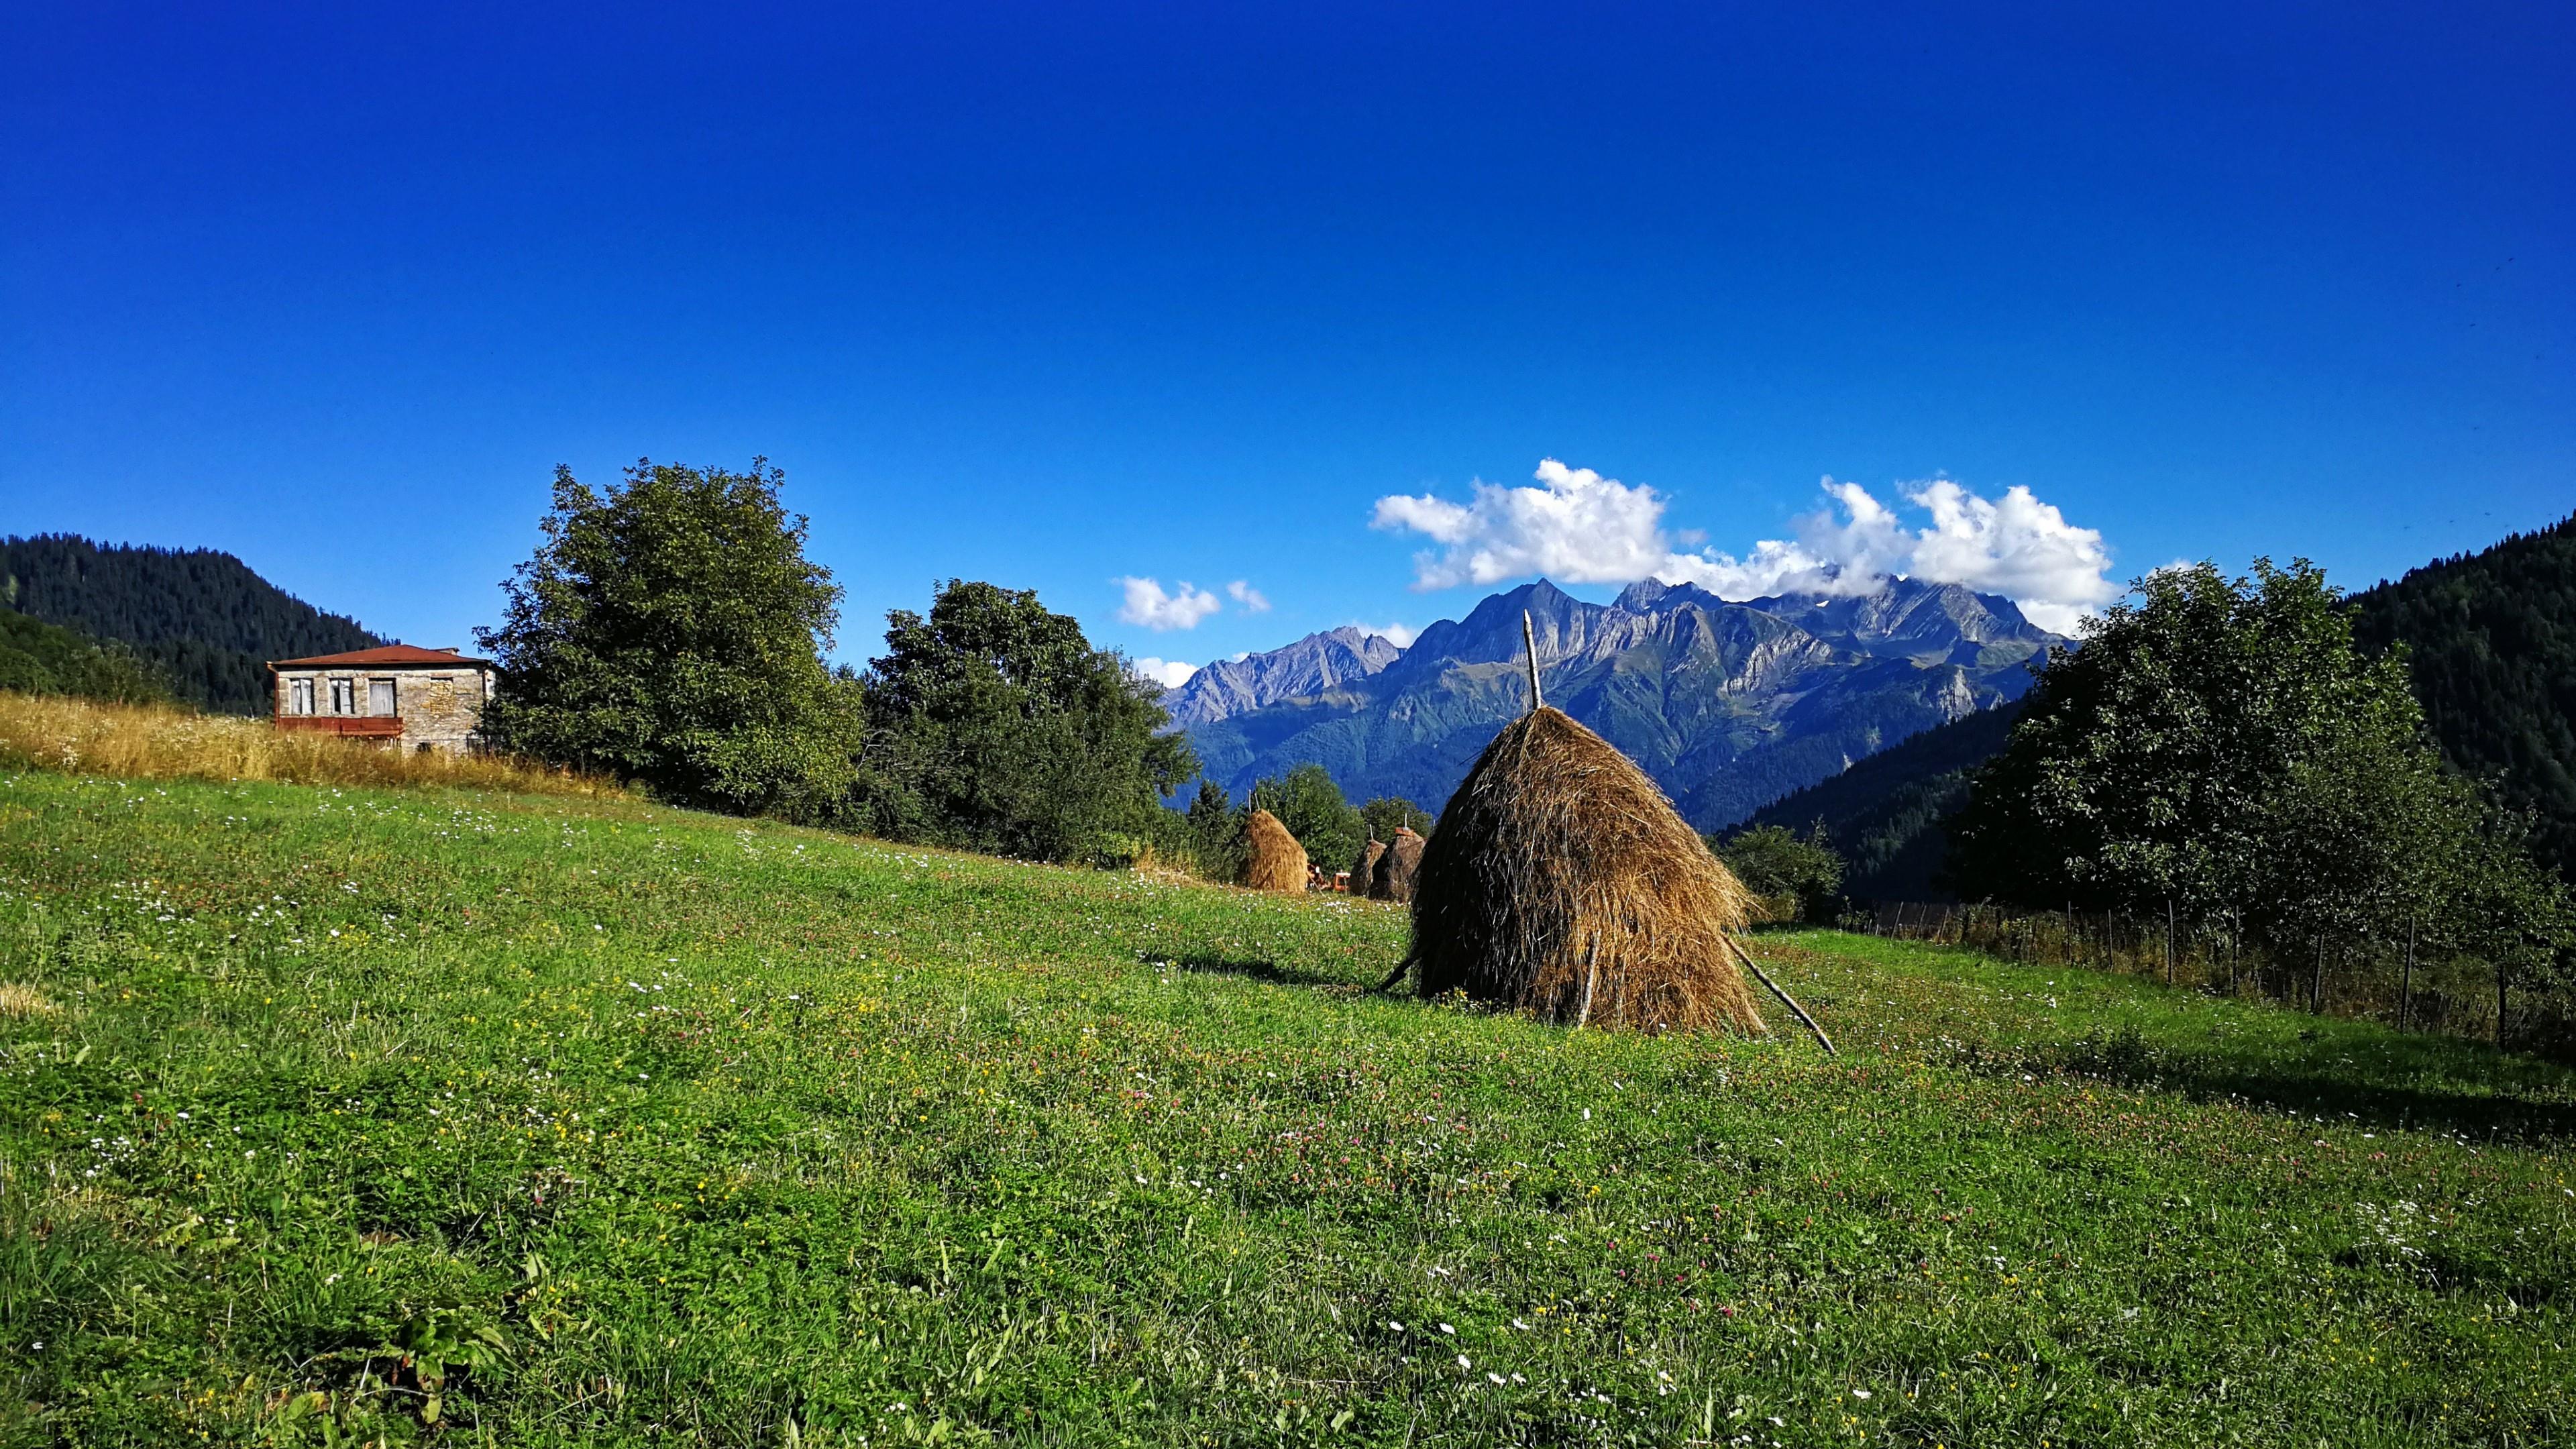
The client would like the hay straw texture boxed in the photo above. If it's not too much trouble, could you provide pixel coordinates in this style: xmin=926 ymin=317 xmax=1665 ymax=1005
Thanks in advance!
xmin=1353 ymin=839 xmax=1387 ymax=888
xmin=1368 ymin=826 xmax=1426 ymax=903
xmin=1238 ymin=808 xmax=1310 ymax=893
xmin=1405 ymin=707 xmax=1765 ymax=1035
xmin=0 ymin=692 xmax=616 ymax=797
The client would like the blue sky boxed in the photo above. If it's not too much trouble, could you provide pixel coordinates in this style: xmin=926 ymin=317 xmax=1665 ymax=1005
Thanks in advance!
xmin=4 ymin=2 xmax=2569 ymax=675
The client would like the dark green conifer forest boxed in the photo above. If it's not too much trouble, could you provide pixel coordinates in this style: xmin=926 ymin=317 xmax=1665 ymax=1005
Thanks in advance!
xmin=0 ymin=535 xmax=382 ymax=714
xmin=2350 ymin=514 xmax=2576 ymax=880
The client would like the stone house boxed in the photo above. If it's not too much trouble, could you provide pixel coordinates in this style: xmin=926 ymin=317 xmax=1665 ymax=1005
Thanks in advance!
xmin=268 ymin=645 xmax=498 ymax=754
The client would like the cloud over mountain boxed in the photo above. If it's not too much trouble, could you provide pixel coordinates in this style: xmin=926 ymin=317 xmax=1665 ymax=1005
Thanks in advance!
xmin=1129 ymin=656 xmax=1198 ymax=688
xmin=1372 ymin=460 xmax=2116 ymax=634
xmin=1116 ymin=577 xmax=1224 ymax=630
xmin=1116 ymin=576 xmax=1271 ymax=630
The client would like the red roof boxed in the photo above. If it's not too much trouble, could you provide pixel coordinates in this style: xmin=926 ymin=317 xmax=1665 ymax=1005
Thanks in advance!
xmin=269 ymin=645 xmax=495 ymax=669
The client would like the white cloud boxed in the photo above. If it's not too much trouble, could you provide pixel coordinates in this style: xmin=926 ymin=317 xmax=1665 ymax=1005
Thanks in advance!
xmin=1130 ymin=656 xmax=1198 ymax=688
xmin=1115 ymin=576 xmax=1224 ymax=631
xmin=1226 ymin=580 xmax=1271 ymax=613
xmin=1371 ymin=459 xmax=1672 ymax=588
xmin=1371 ymin=460 xmax=2116 ymax=633
xmin=1361 ymin=621 xmax=1418 ymax=648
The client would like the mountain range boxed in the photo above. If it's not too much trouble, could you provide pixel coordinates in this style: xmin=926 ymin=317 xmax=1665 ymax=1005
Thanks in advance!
xmin=1170 ymin=575 xmax=2063 ymax=832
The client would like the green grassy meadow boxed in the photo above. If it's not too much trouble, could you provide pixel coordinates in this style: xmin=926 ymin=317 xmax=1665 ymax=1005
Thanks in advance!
xmin=1 ymin=771 xmax=2570 ymax=1446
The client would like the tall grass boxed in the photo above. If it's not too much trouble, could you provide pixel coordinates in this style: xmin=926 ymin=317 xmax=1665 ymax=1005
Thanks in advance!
xmin=0 ymin=690 xmax=616 ymax=797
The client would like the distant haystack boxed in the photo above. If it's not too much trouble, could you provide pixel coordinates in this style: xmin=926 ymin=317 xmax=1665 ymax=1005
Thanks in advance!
xmin=1239 ymin=808 xmax=1309 ymax=893
xmin=1353 ymin=839 xmax=1386 ymax=892
xmin=1404 ymin=706 xmax=1764 ymax=1034
xmin=1368 ymin=826 xmax=1426 ymax=903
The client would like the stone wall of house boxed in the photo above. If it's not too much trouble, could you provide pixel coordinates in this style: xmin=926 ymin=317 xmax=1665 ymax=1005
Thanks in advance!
xmin=272 ymin=667 xmax=496 ymax=754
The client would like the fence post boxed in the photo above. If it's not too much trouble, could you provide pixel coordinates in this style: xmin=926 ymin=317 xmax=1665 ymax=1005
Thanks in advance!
xmin=2228 ymin=908 xmax=2240 ymax=998
xmin=2398 ymin=916 xmax=2415 ymax=1031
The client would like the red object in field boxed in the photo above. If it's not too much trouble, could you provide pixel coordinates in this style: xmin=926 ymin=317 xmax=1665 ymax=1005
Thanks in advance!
xmin=276 ymin=716 xmax=403 ymax=739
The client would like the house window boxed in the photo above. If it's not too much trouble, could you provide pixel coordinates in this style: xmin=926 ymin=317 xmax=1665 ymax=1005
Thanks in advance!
xmin=329 ymin=678 xmax=355 ymax=714
xmin=369 ymin=679 xmax=396 ymax=716
xmin=288 ymin=679 xmax=315 ymax=715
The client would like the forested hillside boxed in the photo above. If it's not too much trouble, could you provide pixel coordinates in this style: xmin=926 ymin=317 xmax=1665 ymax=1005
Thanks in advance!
xmin=0 ymin=535 xmax=382 ymax=713
xmin=2350 ymin=513 xmax=2576 ymax=879
xmin=1739 ymin=700 xmax=2024 ymax=900
xmin=0 ymin=607 xmax=170 ymax=705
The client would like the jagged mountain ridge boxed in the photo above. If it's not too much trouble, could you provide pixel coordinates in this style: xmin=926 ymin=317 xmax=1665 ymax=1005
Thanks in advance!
xmin=1176 ymin=576 xmax=2063 ymax=831
xmin=1161 ymin=625 xmax=1402 ymax=727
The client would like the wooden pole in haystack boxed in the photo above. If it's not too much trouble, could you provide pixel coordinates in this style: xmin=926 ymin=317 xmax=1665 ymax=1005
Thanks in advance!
xmin=1522 ymin=610 xmax=1544 ymax=713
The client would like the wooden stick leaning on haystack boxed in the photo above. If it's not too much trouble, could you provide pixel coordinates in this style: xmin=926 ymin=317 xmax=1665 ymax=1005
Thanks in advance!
xmin=1373 ymin=610 xmax=1835 ymax=1055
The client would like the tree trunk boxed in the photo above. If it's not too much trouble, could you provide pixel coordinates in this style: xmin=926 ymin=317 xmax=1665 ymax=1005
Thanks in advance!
xmin=2496 ymin=961 xmax=2508 ymax=1048
xmin=2398 ymin=916 xmax=2416 ymax=1032
xmin=2309 ymin=938 xmax=2327 ymax=1014
xmin=2164 ymin=898 xmax=2175 ymax=987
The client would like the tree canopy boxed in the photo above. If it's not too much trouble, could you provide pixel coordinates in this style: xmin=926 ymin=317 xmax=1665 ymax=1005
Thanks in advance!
xmin=1949 ymin=559 xmax=2569 ymax=1016
xmin=474 ymin=460 xmax=861 ymax=817
xmin=1358 ymin=796 xmax=1434 ymax=845
xmin=855 ymin=580 xmax=1195 ymax=863
xmin=1248 ymin=763 xmax=1366 ymax=873
xmin=0 ymin=607 xmax=170 ymax=706
xmin=1715 ymin=822 xmax=1845 ymax=922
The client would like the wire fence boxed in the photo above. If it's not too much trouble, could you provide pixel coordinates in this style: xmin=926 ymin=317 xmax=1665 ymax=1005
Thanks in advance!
xmin=1836 ymin=900 xmax=2573 ymax=1059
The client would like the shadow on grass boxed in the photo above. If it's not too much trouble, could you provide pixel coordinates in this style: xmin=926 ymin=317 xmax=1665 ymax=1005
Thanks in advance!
xmin=2027 ymin=1027 xmax=2576 ymax=1140
xmin=1170 ymin=953 xmax=1366 ymax=991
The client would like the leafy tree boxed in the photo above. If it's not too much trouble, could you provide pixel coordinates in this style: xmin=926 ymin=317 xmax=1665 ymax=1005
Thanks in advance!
xmin=2445 ymin=818 xmax=2573 ymax=1046
xmin=1248 ymin=763 xmax=1366 ymax=872
xmin=858 ymin=580 xmax=1195 ymax=863
xmin=1950 ymin=559 xmax=2564 ymax=1010
xmin=0 ymin=607 xmax=171 ymax=706
xmin=475 ymin=460 xmax=861 ymax=817
xmin=1358 ymin=795 xmax=1434 ymax=845
xmin=1716 ymin=821 xmax=1845 ymax=922
xmin=1185 ymin=778 xmax=1246 ymax=880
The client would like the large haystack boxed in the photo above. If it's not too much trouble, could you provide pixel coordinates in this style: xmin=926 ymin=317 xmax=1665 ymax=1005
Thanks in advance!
xmin=1404 ymin=707 xmax=1766 ymax=1034
xmin=1239 ymin=808 xmax=1310 ymax=893
xmin=1368 ymin=826 xmax=1426 ymax=903
xmin=1352 ymin=839 xmax=1387 ymax=892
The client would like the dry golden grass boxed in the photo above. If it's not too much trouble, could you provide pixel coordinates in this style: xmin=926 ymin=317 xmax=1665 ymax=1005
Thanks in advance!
xmin=0 ymin=982 xmax=60 ymax=1018
xmin=0 ymin=692 xmax=618 ymax=798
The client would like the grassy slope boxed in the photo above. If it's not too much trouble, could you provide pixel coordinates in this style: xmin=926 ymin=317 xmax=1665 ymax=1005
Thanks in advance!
xmin=0 ymin=773 xmax=2569 ymax=1448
